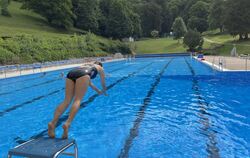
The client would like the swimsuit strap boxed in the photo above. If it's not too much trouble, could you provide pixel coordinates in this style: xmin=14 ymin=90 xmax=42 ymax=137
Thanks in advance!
xmin=89 ymin=66 xmax=98 ymax=79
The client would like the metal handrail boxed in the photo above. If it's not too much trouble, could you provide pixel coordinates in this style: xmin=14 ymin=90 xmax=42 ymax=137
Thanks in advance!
xmin=0 ymin=56 xmax=114 ymax=78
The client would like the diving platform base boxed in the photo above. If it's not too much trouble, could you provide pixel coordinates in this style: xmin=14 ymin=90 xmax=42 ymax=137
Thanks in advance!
xmin=8 ymin=137 xmax=78 ymax=158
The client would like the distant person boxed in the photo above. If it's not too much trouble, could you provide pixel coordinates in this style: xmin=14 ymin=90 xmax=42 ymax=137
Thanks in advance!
xmin=41 ymin=72 xmax=46 ymax=77
xmin=60 ymin=72 xmax=64 ymax=78
xmin=48 ymin=61 xmax=107 ymax=139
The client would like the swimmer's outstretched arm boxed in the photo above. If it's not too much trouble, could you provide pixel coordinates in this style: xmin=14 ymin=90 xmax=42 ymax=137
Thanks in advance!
xmin=89 ymin=82 xmax=102 ymax=95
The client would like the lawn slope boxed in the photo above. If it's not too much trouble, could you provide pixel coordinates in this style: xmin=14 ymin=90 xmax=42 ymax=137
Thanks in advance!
xmin=0 ymin=1 xmax=78 ymax=37
xmin=135 ymin=32 xmax=250 ymax=55
xmin=134 ymin=38 xmax=186 ymax=54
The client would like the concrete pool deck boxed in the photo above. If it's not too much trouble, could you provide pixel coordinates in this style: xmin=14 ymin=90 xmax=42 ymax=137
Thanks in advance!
xmin=196 ymin=56 xmax=250 ymax=71
xmin=3 ymin=55 xmax=249 ymax=79
xmin=0 ymin=58 xmax=124 ymax=79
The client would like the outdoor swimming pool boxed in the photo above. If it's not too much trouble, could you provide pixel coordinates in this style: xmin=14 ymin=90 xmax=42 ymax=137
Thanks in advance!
xmin=0 ymin=57 xmax=249 ymax=157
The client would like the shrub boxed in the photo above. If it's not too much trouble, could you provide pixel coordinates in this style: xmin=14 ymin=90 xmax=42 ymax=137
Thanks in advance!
xmin=0 ymin=33 xmax=128 ymax=65
xmin=151 ymin=30 xmax=159 ymax=38
xmin=118 ymin=42 xmax=132 ymax=54
xmin=183 ymin=30 xmax=204 ymax=52
xmin=0 ymin=47 xmax=16 ymax=65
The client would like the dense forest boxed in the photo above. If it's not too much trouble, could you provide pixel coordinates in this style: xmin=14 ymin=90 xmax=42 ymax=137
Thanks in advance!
xmin=2 ymin=0 xmax=249 ymax=40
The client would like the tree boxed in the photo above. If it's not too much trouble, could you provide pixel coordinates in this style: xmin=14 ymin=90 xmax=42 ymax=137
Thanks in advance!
xmin=22 ymin=0 xmax=75 ymax=29
xmin=188 ymin=16 xmax=208 ymax=33
xmin=189 ymin=1 xmax=209 ymax=19
xmin=224 ymin=0 xmax=250 ymax=40
xmin=136 ymin=0 xmax=175 ymax=36
xmin=160 ymin=2 xmax=172 ymax=36
xmin=188 ymin=1 xmax=209 ymax=33
xmin=208 ymin=0 xmax=225 ymax=32
xmin=139 ymin=2 xmax=162 ymax=37
xmin=129 ymin=11 xmax=142 ymax=38
xmin=99 ymin=0 xmax=110 ymax=37
xmin=72 ymin=0 xmax=100 ymax=33
xmin=172 ymin=17 xmax=187 ymax=41
xmin=183 ymin=30 xmax=204 ymax=51
xmin=99 ymin=0 xmax=140 ymax=39
xmin=180 ymin=0 xmax=198 ymax=22
xmin=1 ymin=0 xmax=11 ymax=16
xmin=168 ymin=0 xmax=183 ymax=21
xmin=105 ymin=0 xmax=132 ymax=39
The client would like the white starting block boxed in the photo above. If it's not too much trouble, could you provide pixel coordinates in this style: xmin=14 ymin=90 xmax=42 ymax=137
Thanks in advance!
xmin=8 ymin=137 xmax=78 ymax=158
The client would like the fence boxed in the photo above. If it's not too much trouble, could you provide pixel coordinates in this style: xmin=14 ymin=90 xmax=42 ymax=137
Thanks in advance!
xmin=135 ymin=53 xmax=189 ymax=58
xmin=0 ymin=56 xmax=114 ymax=78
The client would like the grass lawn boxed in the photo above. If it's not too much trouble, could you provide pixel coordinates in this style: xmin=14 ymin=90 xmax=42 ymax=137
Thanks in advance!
xmin=207 ymin=40 xmax=250 ymax=56
xmin=135 ymin=32 xmax=250 ymax=55
xmin=134 ymin=38 xmax=186 ymax=54
xmin=0 ymin=1 xmax=81 ymax=37
xmin=203 ymin=33 xmax=250 ymax=56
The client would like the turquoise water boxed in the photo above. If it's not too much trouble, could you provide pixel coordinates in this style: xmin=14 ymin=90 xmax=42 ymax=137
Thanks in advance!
xmin=0 ymin=57 xmax=249 ymax=157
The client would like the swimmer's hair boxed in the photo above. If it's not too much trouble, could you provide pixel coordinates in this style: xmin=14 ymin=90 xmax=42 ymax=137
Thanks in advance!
xmin=94 ymin=61 xmax=103 ymax=67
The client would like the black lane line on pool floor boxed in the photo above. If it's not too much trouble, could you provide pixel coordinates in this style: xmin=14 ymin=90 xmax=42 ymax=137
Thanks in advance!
xmin=118 ymin=59 xmax=173 ymax=158
xmin=0 ymin=78 xmax=60 ymax=96
xmin=184 ymin=58 xmax=220 ymax=158
xmin=0 ymin=88 xmax=64 ymax=117
xmin=0 ymin=64 xmax=131 ymax=117
xmin=15 ymin=62 xmax=155 ymax=144
xmin=0 ymin=63 xmax=127 ymax=96
xmin=0 ymin=68 xmax=73 ymax=89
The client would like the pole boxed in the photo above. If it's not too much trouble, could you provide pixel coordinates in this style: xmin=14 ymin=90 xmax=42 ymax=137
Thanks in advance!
xmin=246 ymin=58 xmax=248 ymax=71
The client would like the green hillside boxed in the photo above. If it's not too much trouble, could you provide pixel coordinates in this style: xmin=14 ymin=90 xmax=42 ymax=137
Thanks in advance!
xmin=0 ymin=1 xmax=129 ymax=65
xmin=0 ymin=1 xmax=79 ymax=37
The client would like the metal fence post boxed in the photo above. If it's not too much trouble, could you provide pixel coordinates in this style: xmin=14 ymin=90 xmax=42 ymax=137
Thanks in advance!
xmin=222 ymin=57 xmax=223 ymax=71
xmin=219 ymin=58 xmax=221 ymax=71
xmin=225 ymin=57 xmax=227 ymax=70
xmin=213 ymin=57 xmax=215 ymax=67
xmin=246 ymin=58 xmax=248 ymax=71
xmin=18 ymin=65 xmax=22 ymax=76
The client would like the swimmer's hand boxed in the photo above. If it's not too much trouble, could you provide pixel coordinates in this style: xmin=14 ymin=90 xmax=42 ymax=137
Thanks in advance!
xmin=96 ymin=89 xmax=107 ymax=96
xmin=102 ymin=90 xmax=108 ymax=96
xmin=97 ymin=89 xmax=102 ymax=95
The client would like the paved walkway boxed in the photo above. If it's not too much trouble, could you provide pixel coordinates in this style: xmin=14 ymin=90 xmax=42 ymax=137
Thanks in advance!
xmin=202 ymin=56 xmax=250 ymax=71
xmin=204 ymin=38 xmax=222 ymax=44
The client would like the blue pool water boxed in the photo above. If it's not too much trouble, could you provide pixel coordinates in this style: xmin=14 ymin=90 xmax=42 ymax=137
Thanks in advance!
xmin=0 ymin=57 xmax=250 ymax=157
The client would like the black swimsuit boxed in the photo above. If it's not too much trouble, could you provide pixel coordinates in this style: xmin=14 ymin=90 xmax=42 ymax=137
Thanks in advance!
xmin=66 ymin=65 xmax=98 ymax=82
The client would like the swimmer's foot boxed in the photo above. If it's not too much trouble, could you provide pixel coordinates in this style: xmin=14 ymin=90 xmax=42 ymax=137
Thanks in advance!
xmin=48 ymin=122 xmax=55 ymax=138
xmin=62 ymin=123 xmax=70 ymax=139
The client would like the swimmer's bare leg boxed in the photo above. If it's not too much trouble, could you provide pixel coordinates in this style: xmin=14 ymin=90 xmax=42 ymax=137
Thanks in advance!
xmin=62 ymin=76 xmax=90 ymax=139
xmin=48 ymin=79 xmax=74 ymax=138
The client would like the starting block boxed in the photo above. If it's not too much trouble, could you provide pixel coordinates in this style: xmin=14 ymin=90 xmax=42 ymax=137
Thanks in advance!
xmin=8 ymin=137 xmax=78 ymax=158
